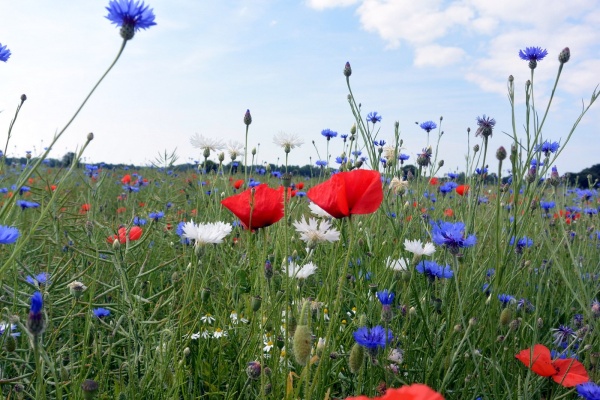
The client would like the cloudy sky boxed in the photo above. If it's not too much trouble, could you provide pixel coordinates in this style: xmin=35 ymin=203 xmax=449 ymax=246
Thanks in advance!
xmin=1 ymin=0 xmax=598 ymax=175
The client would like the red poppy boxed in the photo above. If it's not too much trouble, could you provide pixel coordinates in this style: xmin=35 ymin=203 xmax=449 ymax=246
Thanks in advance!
xmin=221 ymin=184 xmax=284 ymax=230
xmin=80 ymin=203 xmax=91 ymax=213
xmin=121 ymin=174 xmax=131 ymax=184
xmin=296 ymin=182 xmax=305 ymax=190
xmin=345 ymin=384 xmax=444 ymax=400
xmin=429 ymin=177 xmax=439 ymax=185
xmin=443 ymin=208 xmax=454 ymax=217
xmin=106 ymin=226 xmax=143 ymax=244
xmin=515 ymin=344 xmax=589 ymax=387
xmin=307 ymin=170 xmax=383 ymax=219
xmin=116 ymin=207 xmax=126 ymax=214
xmin=234 ymin=179 xmax=244 ymax=190
xmin=455 ymin=185 xmax=469 ymax=196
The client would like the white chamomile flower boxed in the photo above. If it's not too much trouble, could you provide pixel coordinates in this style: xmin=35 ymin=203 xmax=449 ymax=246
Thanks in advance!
xmin=404 ymin=239 xmax=436 ymax=256
xmin=212 ymin=328 xmax=227 ymax=339
xmin=201 ymin=314 xmax=215 ymax=324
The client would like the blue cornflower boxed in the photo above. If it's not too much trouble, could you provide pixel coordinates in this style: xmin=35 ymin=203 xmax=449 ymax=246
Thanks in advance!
xmin=519 ymin=46 xmax=548 ymax=62
xmin=17 ymin=190 xmax=43 ymax=209
xmin=497 ymin=294 xmax=515 ymax=307
xmin=0 ymin=225 xmax=19 ymax=244
xmin=352 ymin=150 xmax=362 ymax=157
xmin=0 ymin=323 xmax=20 ymax=337
xmin=335 ymin=156 xmax=348 ymax=164
xmin=430 ymin=221 xmax=476 ymax=254
xmin=376 ymin=290 xmax=394 ymax=306
xmin=475 ymin=167 xmax=488 ymax=175
xmin=321 ymin=129 xmax=338 ymax=140
xmin=26 ymin=272 xmax=50 ymax=286
xmin=105 ymin=0 xmax=157 ymax=40
xmin=475 ymin=115 xmax=496 ymax=138
xmin=577 ymin=382 xmax=600 ymax=400
xmin=516 ymin=298 xmax=535 ymax=313
xmin=535 ymin=140 xmax=560 ymax=156
xmin=93 ymin=308 xmax=111 ymax=318
xmin=271 ymin=171 xmax=282 ymax=178
xmin=551 ymin=348 xmax=578 ymax=360
xmin=447 ymin=172 xmax=458 ymax=180
xmin=420 ymin=121 xmax=437 ymax=133
xmin=478 ymin=196 xmax=488 ymax=204
xmin=373 ymin=140 xmax=386 ymax=147
xmin=551 ymin=324 xmax=575 ymax=346
xmin=416 ymin=260 xmax=454 ymax=280
xmin=315 ymin=160 xmax=327 ymax=167
xmin=166 ymin=202 xmax=173 ymax=209
xmin=340 ymin=134 xmax=348 ymax=141
xmin=486 ymin=268 xmax=495 ymax=277
xmin=540 ymin=201 xmax=555 ymax=211
xmin=149 ymin=211 xmax=164 ymax=221
xmin=0 ymin=43 xmax=11 ymax=62
xmin=584 ymin=208 xmax=598 ymax=216
xmin=353 ymin=325 xmax=393 ymax=350
xmin=19 ymin=186 xmax=30 ymax=195
xmin=30 ymin=291 xmax=43 ymax=314
xmin=439 ymin=183 xmax=453 ymax=195
xmin=248 ymin=180 xmax=261 ymax=188
xmin=134 ymin=216 xmax=147 ymax=226
xmin=577 ymin=189 xmax=595 ymax=202
xmin=366 ymin=112 xmax=382 ymax=124
xmin=510 ymin=236 xmax=533 ymax=254
xmin=398 ymin=154 xmax=409 ymax=162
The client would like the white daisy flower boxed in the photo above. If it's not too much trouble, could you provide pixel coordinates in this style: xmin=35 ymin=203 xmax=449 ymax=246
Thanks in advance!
xmin=386 ymin=257 xmax=409 ymax=271
xmin=201 ymin=314 xmax=215 ymax=324
xmin=309 ymin=202 xmax=334 ymax=218
xmin=273 ymin=132 xmax=304 ymax=151
xmin=212 ymin=328 xmax=227 ymax=339
xmin=190 ymin=133 xmax=224 ymax=151
xmin=404 ymin=239 xmax=436 ymax=256
xmin=190 ymin=332 xmax=201 ymax=340
xmin=293 ymin=216 xmax=340 ymax=246
xmin=181 ymin=220 xmax=232 ymax=246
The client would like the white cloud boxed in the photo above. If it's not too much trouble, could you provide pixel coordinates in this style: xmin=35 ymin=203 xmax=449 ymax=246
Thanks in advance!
xmin=306 ymin=0 xmax=360 ymax=10
xmin=356 ymin=0 xmax=474 ymax=47
xmin=414 ymin=45 xmax=466 ymax=67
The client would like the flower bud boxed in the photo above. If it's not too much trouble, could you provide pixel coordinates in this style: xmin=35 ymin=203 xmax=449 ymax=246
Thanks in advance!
xmin=349 ymin=343 xmax=365 ymax=373
xmin=559 ymin=47 xmax=570 ymax=64
xmin=293 ymin=325 xmax=312 ymax=366
xmin=343 ymin=61 xmax=352 ymax=77
xmin=350 ymin=124 xmax=356 ymax=135
xmin=81 ymin=379 xmax=99 ymax=400
xmin=473 ymin=144 xmax=480 ymax=153
xmin=496 ymin=146 xmax=507 ymax=161
xmin=87 ymin=132 xmax=94 ymax=141
xmin=244 ymin=109 xmax=252 ymax=126
xmin=246 ymin=361 xmax=261 ymax=380
xmin=201 ymin=288 xmax=211 ymax=302
xmin=21 ymin=94 xmax=27 ymax=103
xmin=251 ymin=296 xmax=262 ymax=312
xmin=499 ymin=308 xmax=512 ymax=326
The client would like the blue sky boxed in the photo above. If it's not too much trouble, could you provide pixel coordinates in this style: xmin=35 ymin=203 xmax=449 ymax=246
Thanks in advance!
xmin=1 ymin=0 xmax=599 ymax=175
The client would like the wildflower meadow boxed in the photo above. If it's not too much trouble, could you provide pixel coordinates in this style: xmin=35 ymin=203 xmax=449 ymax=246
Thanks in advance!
xmin=2 ymin=2 xmax=600 ymax=400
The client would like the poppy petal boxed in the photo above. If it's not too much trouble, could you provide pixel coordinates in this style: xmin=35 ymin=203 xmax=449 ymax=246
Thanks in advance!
xmin=307 ymin=174 xmax=349 ymax=218
xmin=455 ymin=184 xmax=469 ymax=196
xmin=551 ymin=358 xmax=589 ymax=387
xmin=381 ymin=384 xmax=445 ymax=400
xmin=221 ymin=184 xmax=284 ymax=230
xmin=515 ymin=345 xmax=556 ymax=377
xmin=343 ymin=170 xmax=383 ymax=216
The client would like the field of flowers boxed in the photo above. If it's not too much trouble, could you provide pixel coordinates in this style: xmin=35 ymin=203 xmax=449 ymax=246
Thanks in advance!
xmin=2 ymin=1 xmax=600 ymax=400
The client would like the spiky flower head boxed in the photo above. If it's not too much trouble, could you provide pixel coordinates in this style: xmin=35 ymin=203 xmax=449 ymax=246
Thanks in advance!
xmin=518 ymin=46 xmax=548 ymax=69
xmin=273 ymin=132 xmax=304 ymax=153
xmin=0 ymin=43 xmax=11 ymax=62
xmin=190 ymin=133 xmax=224 ymax=152
xmin=419 ymin=121 xmax=437 ymax=133
xmin=105 ymin=0 xmax=157 ymax=40
xmin=181 ymin=220 xmax=232 ymax=247
xmin=475 ymin=115 xmax=496 ymax=138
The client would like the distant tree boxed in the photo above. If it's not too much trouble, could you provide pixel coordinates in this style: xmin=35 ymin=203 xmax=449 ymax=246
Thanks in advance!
xmin=61 ymin=152 xmax=76 ymax=167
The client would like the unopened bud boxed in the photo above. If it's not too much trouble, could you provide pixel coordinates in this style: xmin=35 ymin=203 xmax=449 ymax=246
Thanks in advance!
xmin=496 ymin=146 xmax=507 ymax=161
xmin=343 ymin=61 xmax=352 ymax=77
xmin=244 ymin=109 xmax=252 ymax=126
xmin=559 ymin=47 xmax=570 ymax=64
xmin=87 ymin=132 xmax=94 ymax=141
xmin=21 ymin=94 xmax=27 ymax=103
xmin=251 ymin=296 xmax=262 ymax=312
xmin=349 ymin=343 xmax=365 ymax=373
xmin=473 ymin=144 xmax=480 ymax=153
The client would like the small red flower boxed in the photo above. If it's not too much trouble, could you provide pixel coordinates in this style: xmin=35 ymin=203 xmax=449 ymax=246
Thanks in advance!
xmin=80 ymin=203 xmax=91 ymax=213
xmin=107 ymin=226 xmax=143 ymax=244
xmin=443 ymin=208 xmax=454 ymax=217
xmin=296 ymin=182 xmax=305 ymax=190
xmin=307 ymin=170 xmax=383 ymax=219
xmin=116 ymin=207 xmax=127 ymax=214
xmin=221 ymin=184 xmax=284 ymax=230
xmin=345 ymin=384 xmax=444 ymax=400
xmin=429 ymin=177 xmax=439 ymax=185
xmin=515 ymin=344 xmax=589 ymax=387
xmin=121 ymin=174 xmax=131 ymax=184
xmin=455 ymin=185 xmax=469 ymax=196
xmin=234 ymin=179 xmax=244 ymax=190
